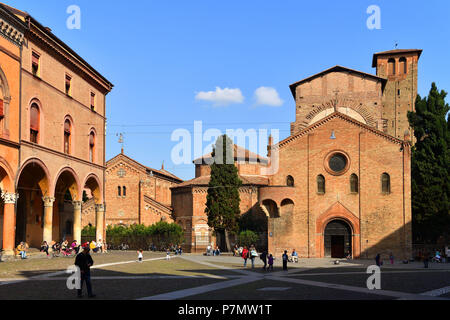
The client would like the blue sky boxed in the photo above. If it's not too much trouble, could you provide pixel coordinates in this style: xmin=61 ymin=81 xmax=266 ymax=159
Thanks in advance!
xmin=6 ymin=0 xmax=450 ymax=180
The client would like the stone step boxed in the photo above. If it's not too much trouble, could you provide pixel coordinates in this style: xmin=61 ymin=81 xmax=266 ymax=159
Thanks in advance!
xmin=0 ymin=249 xmax=48 ymax=262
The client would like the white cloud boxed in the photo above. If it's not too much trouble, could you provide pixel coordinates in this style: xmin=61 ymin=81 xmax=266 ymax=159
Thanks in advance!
xmin=195 ymin=87 xmax=244 ymax=107
xmin=254 ymin=87 xmax=284 ymax=107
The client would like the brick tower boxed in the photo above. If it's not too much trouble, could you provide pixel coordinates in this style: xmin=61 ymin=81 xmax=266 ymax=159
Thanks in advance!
xmin=372 ymin=49 xmax=422 ymax=140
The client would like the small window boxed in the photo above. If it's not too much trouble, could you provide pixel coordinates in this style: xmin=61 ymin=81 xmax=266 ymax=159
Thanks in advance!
xmin=399 ymin=57 xmax=407 ymax=74
xmin=381 ymin=173 xmax=391 ymax=194
xmin=30 ymin=103 xmax=40 ymax=143
xmin=89 ymin=131 xmax=95 ymax=162
xmin=65 ymin=75 xmax=72 ymax=96
xmin=123 ymin=186 xmax=127 ymax=197
xmin=32 ymin=52 xmax=40 ymax=76
xmin=90 ymin=92 xmax=96 ymax=111
xmin=287 ymin=175 xmax=294 ymax=187
xmin=118 ymin=186 xmax=121 ymax=197
xmin=350 ymin=174 xmax=359 ymax=193
xmin=388 ymin=58 xmax=396 ymax=75
xmin=64 ymin=119 xmax=71 ymax=154
xmin=317 ymin=175 xmax=325 ymax=194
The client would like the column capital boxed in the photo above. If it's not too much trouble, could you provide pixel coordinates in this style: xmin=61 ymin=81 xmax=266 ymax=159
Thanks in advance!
xmin=72 ymin=201 xmax=82 ymax=210
xmin=42 ymin=196 xmax=56 ymax=207
xmin=1 ymin=192 xmax=19 ymax=204
xmin=95 ymin=203 xmax=105 ymax=212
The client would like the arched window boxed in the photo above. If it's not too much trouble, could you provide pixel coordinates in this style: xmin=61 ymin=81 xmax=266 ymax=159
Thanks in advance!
xmin=123 ymin=186 xmax=127 ymax=197
xmin=399 ymin=57 xmax=407 ymax=74
xmin=287 ymin=175 xmax=294 ymax=187
xmin=64 ymin=119 xmax=71 ymax=154
xmin=30 ymin=103 xmax=40 ymax=143
xmin=388 ymin=58 xmax=396 ymax=75
xmin=89 ymin=131 xmax=95 ymax=162
xmin=317 ymin=175 xmax=325 ymax=194
xmin=118 ymin=186 xmax=121 ymax=196
xmin=381 ymin=173 xmax=391 ymax=194
xmin=350 ymin=174 xmax=359 ymax=193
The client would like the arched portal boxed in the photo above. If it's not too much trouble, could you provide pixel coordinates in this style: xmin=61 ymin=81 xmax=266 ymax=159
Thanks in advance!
xmin=83 ymin=174 xmax=104 ymax=242
xmin=324 ymin=219 xmax=352 ymax=258
xmin=15 ymin=159 xmax=51 ymax=248
xmin=54 ymin=168 xmax=81 ymax=243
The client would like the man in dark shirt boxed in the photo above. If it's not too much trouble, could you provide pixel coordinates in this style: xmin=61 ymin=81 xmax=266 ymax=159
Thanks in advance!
xmin=75 ymin=243 xmax=95 ymax=298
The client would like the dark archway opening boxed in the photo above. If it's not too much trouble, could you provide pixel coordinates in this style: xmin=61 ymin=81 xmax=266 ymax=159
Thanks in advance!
xmin=324 ymin=220 xmax=352 ymax=258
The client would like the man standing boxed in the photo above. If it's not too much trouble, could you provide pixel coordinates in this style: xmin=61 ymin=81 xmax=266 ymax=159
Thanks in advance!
xmin=75 ymin=243 xmax=96 ymax=298
xmin=282 ymin=250 xmax=288 ymax=271
xmin=260 ymin=251 xmax=268 ymax=270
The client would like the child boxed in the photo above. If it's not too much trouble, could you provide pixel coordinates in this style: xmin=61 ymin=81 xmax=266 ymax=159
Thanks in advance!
xmin=137 ymin=249 xmax=143 ymax=262
xmin=166 ymin=249 xmax=171 ymax=260
xmin=268 ymin=254 xmax=274 ymax=271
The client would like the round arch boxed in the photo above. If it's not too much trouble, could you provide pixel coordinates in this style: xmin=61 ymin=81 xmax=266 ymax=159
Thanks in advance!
xmin=0 ymin=156 xmax=15 ymax=192
xmin=324 ymin=219 xmax=353 ymax=258
xmin=62 ymin=115 xmax=75 ymax=155
xmin=16 ymin=157 xmax=52 ymax=196
xmin=83 ymin=173 xmax=103 ymax=204
xmin=261 ymin=199 xmax=279 ymax=218
xmin=27 ymin=98 xmax=45 ymax=143
xmin=0 ymin=65 xmax=11 ymax=134
xmin=53 ymin=167 xmax=82 ymax=202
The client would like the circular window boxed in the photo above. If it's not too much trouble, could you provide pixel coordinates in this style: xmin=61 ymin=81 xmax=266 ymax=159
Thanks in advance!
xmin=324 ymin=151 xmax=350 ymax=176
xmin=329 ymin=153 xmax=347 ymax=173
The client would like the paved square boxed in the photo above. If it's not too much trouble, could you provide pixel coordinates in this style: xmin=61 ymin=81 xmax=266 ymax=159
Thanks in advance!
xmin=0 ymin=252 xmax=449 ymax=300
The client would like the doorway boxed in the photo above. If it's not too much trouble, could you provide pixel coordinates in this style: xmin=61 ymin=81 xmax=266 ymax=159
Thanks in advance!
xmin=324 ymin=220 xmax=352 ymax=258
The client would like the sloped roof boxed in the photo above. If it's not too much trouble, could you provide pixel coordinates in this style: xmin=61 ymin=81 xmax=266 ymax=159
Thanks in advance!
xmin=372 ymin=49 xmax=422 ymax=67
xmin=275 ymin=111 xmax=405 ymax=150
xmin=106 ymin=153 xmax=183 ymax=183
xmin=143 ymin=195 xmax=172 ymax=213
xmin=194 ymin=144 xmax=268 ymax=164
xmin=172 ymin=174 xmax=269 ymax=189
xmin=289 ymin=65 xmax=386 ymax=99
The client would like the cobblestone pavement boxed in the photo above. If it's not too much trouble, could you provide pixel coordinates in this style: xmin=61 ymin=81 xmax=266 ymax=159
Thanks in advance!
xmin=0 ymin=252 xmax=448 ymax=300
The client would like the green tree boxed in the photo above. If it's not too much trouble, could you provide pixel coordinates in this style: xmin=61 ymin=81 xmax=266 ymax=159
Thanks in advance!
xmin=237 ymin=230 xmax=259 ymax=248
xmin=205 ymin=135 xmax=242 ymax=251
xmin=408 ymin=83 xmax=450 ymax=243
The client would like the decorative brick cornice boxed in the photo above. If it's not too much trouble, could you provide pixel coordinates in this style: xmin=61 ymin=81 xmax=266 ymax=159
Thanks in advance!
xmin=0 ymin=17 xmax=24 ymax=46
xmin=276 ymin=111 xmax=404 ymax=151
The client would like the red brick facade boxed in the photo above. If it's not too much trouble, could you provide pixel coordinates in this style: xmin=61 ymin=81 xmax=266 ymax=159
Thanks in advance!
xmin=98 ymin=153 xmax=182 ymax=228
xmin=172 ymin=49 xmax=417 ymax=260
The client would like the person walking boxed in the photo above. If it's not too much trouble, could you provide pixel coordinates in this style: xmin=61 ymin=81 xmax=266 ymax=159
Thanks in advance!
xmin=389 ymin=252 xmax=394 ymax=265
xmin=260 ymin=251 xmax=268 ymax=270
xmin=375 ymin=253 xmax=382 ymax=267
xmin=242 ymin=246 xmax=249 ymax=268
xmin=75 ymin=243 xmax=95 ymax=298
xmin=282 ymin=250 xmax=288 ymax=271
xmin=250 ymin=246 xmax=258 ymax=269
xmin=267 ymin=254 xmax=274 ymax=271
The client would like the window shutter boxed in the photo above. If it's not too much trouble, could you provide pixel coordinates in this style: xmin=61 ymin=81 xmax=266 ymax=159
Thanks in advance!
xmin=91 ymin=93 xmax=95 ymax=106
xmin=64 ymin=120 xmax=71 ymax=134
xmin=0 ymin=99 xmax=3 ymax=117
xmin=32 ymin=52 xmax=39 ymax=65
xmin=89 ymin=132 xmax=95 ymax=146
xmin=30 ymin=104 xmax=39 ymax=130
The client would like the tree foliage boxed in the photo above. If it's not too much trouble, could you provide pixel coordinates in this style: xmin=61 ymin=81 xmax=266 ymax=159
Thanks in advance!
xmin=407 ymin=83 xmax=450 ymax=243
xmin=237 ymin=230 xmax=259 ymax=248
xmin=205 ymin=135 xmax=242 ymax=249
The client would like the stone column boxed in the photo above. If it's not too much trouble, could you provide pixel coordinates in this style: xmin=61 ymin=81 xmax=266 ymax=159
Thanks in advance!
xmin=1 ymin=192 xmax=18 ymax=255
xmin=42 ymin=196 xmax=55 ymax=245
xmin=72 ymin=201 xmax=82 ymax=244
xmin=95 ymin=203 xmax=105 ymax=242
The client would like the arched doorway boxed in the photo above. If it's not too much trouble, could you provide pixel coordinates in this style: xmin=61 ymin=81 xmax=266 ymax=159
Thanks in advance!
xmin=83 ymin=174 xmax=104 ymax=242
xmin=324 ymin=220 xmax=352 ymax=258
xmin=16 ymin=159 xmax=51 ymax=248
xmin=54 ymin=168 xmax=80 ymax=243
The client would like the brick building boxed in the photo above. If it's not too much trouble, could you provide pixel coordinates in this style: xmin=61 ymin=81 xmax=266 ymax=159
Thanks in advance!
xmin=0 ymin=4 xmax=113 ymax=255
xmin=90 ymin=151 xmax=183 ymax=229
xmin=172 ymin=49 xmax=419 ymax=259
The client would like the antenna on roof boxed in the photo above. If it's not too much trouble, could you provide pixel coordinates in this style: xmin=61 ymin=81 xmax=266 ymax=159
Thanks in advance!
xmin=117 ymin=133 xmax=124 ymax=154
xmin=394 ymin=41 xmax=398 ymax=49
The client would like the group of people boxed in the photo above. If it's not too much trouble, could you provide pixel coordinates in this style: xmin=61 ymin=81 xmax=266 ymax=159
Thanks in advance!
xmin=206 ymin=245 xmax=221 ymax=256
xmin=37 ymin=239 xmax=107 ymax=258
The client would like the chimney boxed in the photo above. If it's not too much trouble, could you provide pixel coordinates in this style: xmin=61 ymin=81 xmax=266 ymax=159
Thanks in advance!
xmin=267 ymin=135 xmax=273 ymax=157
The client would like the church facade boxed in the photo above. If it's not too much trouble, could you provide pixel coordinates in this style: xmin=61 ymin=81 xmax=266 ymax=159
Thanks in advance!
xmin=172 ymin=49 xmax=420 ymax=259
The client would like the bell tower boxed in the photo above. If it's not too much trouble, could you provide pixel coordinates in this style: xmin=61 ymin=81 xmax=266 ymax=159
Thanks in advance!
xmin=372 ymin=49 xmax=422 ymax=140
